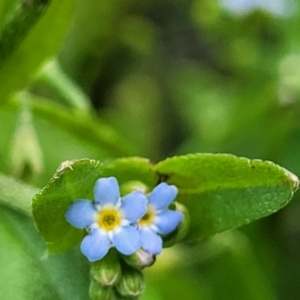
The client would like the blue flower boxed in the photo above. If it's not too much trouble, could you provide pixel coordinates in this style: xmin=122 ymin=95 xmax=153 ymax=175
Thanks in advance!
xmin=138 ymin=182 xmax=183 ymax=255
xmin=66 ymin=177 xmax=147 ymax=262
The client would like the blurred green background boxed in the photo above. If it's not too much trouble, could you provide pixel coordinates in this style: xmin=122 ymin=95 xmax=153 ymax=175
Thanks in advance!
xmin=1 ymin=0 xmax=300 ymax=299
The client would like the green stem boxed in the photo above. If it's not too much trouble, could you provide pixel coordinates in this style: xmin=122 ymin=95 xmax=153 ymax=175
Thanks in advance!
xmin=10 ymin=91 xmax=139 ymax=157
xmin=33 ymin=59 xmax=93 ymax=113
xmin=0 ymin=0 xmax=49 ymax=67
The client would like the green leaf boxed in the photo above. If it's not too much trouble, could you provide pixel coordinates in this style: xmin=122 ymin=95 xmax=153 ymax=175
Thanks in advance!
xmin=32 ymin=158 xmax=157 ymax=253
xmin=0 ymin=205 xmax=89 ymax=300
xmin=0 ymin=173 xmax=38 ymax=216
xmin=32 ymin=154 xmax=299 ymax=254
xmin=0 ymin=0 xmax=49 ymax=66
xmin=154 ymin=153 xmax=299 ymax=241
xmin=0 ymin=0 xmax=74 ymax=103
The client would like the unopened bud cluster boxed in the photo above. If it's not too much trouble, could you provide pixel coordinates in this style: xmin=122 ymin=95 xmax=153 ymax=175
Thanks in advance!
xmin=89 ymin=249 xmax=146 ymax=300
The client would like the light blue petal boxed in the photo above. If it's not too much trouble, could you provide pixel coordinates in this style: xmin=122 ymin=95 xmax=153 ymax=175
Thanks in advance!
xmin=148 ymin=183 xmax=178 ymax=210
xmin=139 ymin=228 xmax=162 ymax=255
xmin=121 ymin=191 xmax=147 ymax=222
xmin=112 ymin=226 xmax=141 ymax=255
xmin=80 ymin=229 xmax=110 ymax=262
xmin=155 ymin=210 xmax=183 ymax=235
xmin=65 ymin=200 xmax=96 ymax=229
xmin=94 ymin=177 xmax=120 ymax=205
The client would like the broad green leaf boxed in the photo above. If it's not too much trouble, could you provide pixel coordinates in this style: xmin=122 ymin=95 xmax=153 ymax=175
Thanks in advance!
xmin=0 ymin=0 xmax=74 ymax=103
xmin=32 ymin=158 xmax=157 ymax=253
xmin=0 ymin=205 xmax=89 ymax=300
xmin=154 ymin=153 xmax=299 ymax=241
xmin=32 ymin=154 xmax=298 ymax=254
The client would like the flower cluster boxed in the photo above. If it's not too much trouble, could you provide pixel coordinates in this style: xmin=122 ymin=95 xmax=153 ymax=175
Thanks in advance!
xmin=66 ymin=177 xmax=182 ymax=262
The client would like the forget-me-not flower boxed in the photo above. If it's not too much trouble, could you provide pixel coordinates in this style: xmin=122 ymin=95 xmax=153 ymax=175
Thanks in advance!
xmin=137 ymin=182 xmax=183 ymax=255
xmin=66 ymin=177 xmax=147 ymax=262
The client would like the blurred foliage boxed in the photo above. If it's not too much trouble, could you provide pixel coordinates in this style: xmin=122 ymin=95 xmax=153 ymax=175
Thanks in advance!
xmin=1 ymin=0 xmax=300 ymax=299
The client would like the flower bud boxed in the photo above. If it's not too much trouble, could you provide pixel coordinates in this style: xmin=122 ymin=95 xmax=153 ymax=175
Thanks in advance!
xmin=89 ymin=279 xmax=117 ymax=300
xmin=10 ymin=103 xmax=43 ymax=180
xmin=162 ymin=202 xmax=190 ymax=247
xmin=116 ymin=265 xmax=145 ymax=297
xmin=120 ymin=181 xmax=148 ymax=195
xmin=91 ymin=249 xmax=121 ymax=286
xmin=122 ymin=249 xmax=156 ymax=269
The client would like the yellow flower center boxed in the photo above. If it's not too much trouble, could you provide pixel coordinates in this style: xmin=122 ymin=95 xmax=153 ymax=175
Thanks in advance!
xmin=97 ymin=209 xmax=121 ymax=231
xmin=138 ymin=206 xmax=155 ymax=226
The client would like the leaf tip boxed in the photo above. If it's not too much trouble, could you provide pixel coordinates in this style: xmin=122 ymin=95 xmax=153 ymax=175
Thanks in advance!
xmin=55 ymin=158 xmax=101 ymax=177
xmin=284 ymin=168 xmax=299 ymax=192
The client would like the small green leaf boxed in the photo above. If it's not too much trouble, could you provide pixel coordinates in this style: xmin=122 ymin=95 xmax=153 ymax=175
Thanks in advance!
xmin=154 ymin=153 xmax=299 ymax=241
xmin=32 ymin=158 xmax=157 ymax=253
